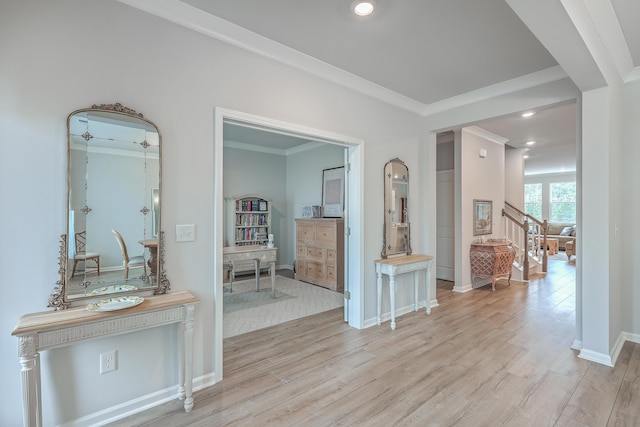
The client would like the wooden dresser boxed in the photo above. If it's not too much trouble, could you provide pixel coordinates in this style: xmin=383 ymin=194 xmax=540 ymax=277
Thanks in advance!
xmin=295 ymin=218 xmax=344 ymax=293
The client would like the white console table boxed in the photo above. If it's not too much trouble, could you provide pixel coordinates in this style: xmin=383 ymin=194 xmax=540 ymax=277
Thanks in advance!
xmin=11 ymin=290 xmax=199 ymax=427
xmin=375 ymin=254 xmax=434 ymax=330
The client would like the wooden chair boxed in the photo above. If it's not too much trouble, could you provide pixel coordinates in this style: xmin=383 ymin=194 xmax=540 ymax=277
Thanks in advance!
xmin=71 ymin=231 xmax=100 ymax=277
xmin=111 ymin=229 xmax=147 ymax=279
xmin=565 ymin=239 xmax=575 ymax=260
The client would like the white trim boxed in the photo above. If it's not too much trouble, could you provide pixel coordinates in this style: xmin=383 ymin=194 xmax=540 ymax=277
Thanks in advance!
xmin=223 ymin=139 xmax=324 ymax=156
xmin=58 ymin=372 xmax=217 ymax=427
xmin=421 ymin=66 xmax=568 ymax=116
xmin=213 ymin=107 xmax=364 ymax=385
xmin=578 ymin=348 xmax=613 ymax=367
xmin=625 ymin=66 xmax=640 ymax=83
xmin=116 ymin=0 xmax=424 ymax=114
xmin=463 ymin=126 xmax=510 ymax=145
xmin=117 ymin=0 xmax=567 ymax=117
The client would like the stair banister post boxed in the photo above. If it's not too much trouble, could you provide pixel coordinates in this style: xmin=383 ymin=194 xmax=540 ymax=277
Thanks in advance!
xmin=542 ymin=219 xmax=548 ymax=273
xmin=523 ymin=220 xmax=529 ymax=281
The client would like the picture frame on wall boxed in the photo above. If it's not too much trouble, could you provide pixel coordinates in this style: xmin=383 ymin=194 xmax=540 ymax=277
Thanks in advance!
xmin=473 ymin=199 xmax=492 ymax=235
xmin=322 ymin=166 xmax=345 ymax=218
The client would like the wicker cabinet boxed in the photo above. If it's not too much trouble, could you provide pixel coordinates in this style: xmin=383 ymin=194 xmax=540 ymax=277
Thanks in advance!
xmin=295 ymin=218 xmax=344 ymax=292
xmin=469 ymin=241 xmax=516 ymax=292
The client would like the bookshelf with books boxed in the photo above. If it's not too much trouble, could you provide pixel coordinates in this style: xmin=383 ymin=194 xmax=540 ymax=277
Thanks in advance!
xmin=229 ymin=194 xmax=271 ymax=247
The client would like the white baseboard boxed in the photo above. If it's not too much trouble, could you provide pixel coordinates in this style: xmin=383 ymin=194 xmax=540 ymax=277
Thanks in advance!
xmin=453 ymin=282 xmax=473 ymax=293
xmin=578 ymin=348 xmax=613 ymax=367
xmin=363 ymin=300 xmax=438 ymax=329
xmin=61 ymin=372 xmax=218 ymax=427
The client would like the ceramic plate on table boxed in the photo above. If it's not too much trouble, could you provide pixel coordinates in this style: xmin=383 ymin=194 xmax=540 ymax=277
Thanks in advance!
xmin=86 ymin=296 xmax=144 ymax=312
xmin=85 ymin=285 xmax=138 ymax=296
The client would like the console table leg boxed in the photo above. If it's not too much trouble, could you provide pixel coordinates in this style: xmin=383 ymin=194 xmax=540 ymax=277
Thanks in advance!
xmin=413 ymin=271 xmax=419 ymax=312
xmin=376 ymin=270 xmax=382 ymax=326
xmin=177 ymin=322 xmax=186 ymax=401
xmin=425 ymin=266 xmax=432 ymax=315
xmin=18 ymin=335 xmax=40 ymax=427
xmin=390 ymin=275 xmax=396 ymax=330
xmin=183 ymin=304 xmax=195 ymax=413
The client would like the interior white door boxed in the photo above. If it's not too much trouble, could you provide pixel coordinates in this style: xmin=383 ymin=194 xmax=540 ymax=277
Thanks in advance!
xmin=436 ymin=170 xmax=455 ymax=281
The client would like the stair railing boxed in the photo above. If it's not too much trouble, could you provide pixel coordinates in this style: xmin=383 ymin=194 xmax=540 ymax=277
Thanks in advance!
xmin=502 ymin=202 xmax=548 ymax=278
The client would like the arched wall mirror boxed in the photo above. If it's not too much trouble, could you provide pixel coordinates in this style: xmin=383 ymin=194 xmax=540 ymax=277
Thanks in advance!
xmin=381 ymin=158 xmax=412 ymax=258
xmin=49 ymin=103 xmax=169 ymax=309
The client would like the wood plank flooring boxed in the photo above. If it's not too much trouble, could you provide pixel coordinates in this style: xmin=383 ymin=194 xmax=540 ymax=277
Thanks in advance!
xmin=112 ymin=259 xmax=640 ymax=426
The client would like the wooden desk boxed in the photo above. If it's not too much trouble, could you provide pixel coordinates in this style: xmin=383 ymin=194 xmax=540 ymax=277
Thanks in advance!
xmin=11 ymin=291 xmax=199 ymax=427
xmin=375 ymin=254 xmax=434 ymax=330
xmin=139 ymin=239 xmax=158 ymax=280
xmin=223 ymin=246 xmax=278 ymax=298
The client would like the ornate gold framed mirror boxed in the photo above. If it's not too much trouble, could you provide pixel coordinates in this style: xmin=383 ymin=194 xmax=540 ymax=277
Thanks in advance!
xmin=49 ymin=103 xmax=169 ymax=309
xmin=381 ymin=158 xmax=412 ymax=258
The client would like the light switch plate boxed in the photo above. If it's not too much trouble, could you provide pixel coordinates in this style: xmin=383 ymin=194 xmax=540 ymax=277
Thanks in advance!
xmin=176 ymin=224 xmax=196 ymax=242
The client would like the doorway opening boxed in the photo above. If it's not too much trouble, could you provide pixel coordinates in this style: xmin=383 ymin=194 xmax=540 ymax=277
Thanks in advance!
xmin=213 ymin=108 xmax=364 ymax=381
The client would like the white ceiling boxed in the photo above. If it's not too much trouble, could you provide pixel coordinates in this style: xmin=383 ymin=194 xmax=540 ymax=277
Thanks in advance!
xmin=121 ymin=0 xmax=640 ymax=175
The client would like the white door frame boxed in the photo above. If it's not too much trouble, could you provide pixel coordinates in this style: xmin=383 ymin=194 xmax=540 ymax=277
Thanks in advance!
xmin=213 ymin=107 xmax=364 ymax=381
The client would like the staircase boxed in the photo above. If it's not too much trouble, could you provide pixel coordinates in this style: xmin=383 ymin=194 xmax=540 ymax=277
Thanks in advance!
xmin=502 ymin=202 xmax=549 ymax=281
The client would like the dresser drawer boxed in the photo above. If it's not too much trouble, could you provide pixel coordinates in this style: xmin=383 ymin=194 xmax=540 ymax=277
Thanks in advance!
xmin=297 ymin=225 xmax=316 ymax=240
xmin=297 ymin=244 xmax=307 ymax=258
xmin=307 ymin=247 xmax=324 ymax=260
xmin=326 ymin=266 xmax=337 ymax=283
xmin=326 ymin=249 xmax=336 ymax=265
xmin=306 ymin=261 xmax=325 ymax=280
xmin=295 ymin=260 xmax=306 ymax=275
xmin=316 ymin=226 xmax=336 ymax=243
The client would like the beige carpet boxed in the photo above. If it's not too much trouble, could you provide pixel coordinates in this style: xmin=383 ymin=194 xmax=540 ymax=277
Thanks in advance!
xmin=223 ymin=275 xmax=344 ymax=338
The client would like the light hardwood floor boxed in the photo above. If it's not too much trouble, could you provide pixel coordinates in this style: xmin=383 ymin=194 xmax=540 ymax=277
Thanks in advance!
xmin=113 ymin=259 xmax=640 ymax=426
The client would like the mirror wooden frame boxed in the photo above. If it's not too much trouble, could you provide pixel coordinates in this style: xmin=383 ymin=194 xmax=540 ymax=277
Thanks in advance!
xmin=48 ymin=103 xmax=170 ymax=310
xmin=381 ymin=157 xmax=412 ymax=258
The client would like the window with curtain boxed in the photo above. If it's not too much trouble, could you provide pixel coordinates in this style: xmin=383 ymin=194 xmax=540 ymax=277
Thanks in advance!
xmin=550 ymin=182 xmax=576 ymax=223
xmin=524 ymin=183 xmax=542 ymax=219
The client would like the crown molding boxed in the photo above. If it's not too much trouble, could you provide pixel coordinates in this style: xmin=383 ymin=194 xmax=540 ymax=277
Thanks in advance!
xmin=118 ymin=1 xmax=568 ymax=117
xmin=117 ymin=0 xmax=426 ymax=114
xmin=224 ymin=139 xmax=325 ymax=156
xmin=463 ymin=126 xmax=509 ymax=145
xmin=420 ymin=66 xmax=568 ymax=116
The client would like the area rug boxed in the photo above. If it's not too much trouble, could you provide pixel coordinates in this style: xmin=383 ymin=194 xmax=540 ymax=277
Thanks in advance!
xmin=223 ymin=275 xmax=344 ymax=338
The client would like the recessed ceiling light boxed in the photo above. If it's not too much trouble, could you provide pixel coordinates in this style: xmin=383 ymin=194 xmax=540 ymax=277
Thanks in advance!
xmin=523 ymin=155 xmax=530 ymax=159
xmin=526 ymin=140 xmax=536 ymax=145
xmin=522 ymin=111 xmax=535 ymax=118
xmin=353 ymin=1 xmax=376 ymax=16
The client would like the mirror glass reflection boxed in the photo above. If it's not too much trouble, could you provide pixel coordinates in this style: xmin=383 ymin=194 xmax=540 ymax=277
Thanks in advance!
xmin=63 ymin=107 xmax=162 ymax=302
xmin=382 ymin=158 xmax=411 ymax=258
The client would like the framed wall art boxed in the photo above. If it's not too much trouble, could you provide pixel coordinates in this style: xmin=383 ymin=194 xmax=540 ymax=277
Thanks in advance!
xmin=473 ymin=199 xmax=492 ymax=235
xmin=322 ymin=166 xmax=345 ymax=218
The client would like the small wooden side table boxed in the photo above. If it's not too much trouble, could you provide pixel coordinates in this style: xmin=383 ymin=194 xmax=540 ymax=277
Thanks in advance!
xmin=546 ymin=238 xmax=559 ymax=255
xmin=470 ymin=241 xmax=516 ymax=292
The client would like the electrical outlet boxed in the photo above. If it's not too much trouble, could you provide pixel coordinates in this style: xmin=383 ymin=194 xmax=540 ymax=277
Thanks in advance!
xmin=100 ymin=350 xmax=117 ymax=374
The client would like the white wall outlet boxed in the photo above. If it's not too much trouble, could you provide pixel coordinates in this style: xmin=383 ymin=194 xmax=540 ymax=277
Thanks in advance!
xmin=100 ymin=350 xmax=117 ymax=374
xmin=176 ymin=224 xmax=196 ymax=242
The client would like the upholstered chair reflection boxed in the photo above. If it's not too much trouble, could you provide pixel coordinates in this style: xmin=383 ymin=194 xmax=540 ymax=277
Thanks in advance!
xmin=111 ymin=229 xmax=147 ymax=279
